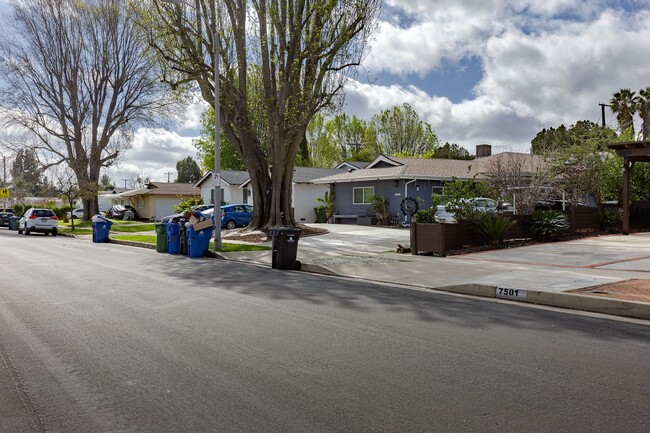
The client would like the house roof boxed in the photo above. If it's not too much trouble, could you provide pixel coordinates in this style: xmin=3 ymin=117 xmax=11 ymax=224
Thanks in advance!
xmin=312 ymin=152 xmax=546 ymax=184
xmin=239 ymin=166 xmax=346 ymax=187
xmin=334 ymin=161 xmax=369 ymax=170
xmin=292 ymin=167 xmax=346 ymax=183
xmin=120 ymin=182 xmax=200 ymax=197
xmin=194 ymin=170 xmax=249 ymax=188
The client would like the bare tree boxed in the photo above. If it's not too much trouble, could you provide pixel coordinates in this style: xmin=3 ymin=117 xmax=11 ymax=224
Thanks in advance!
xmin=482 ymin=153 xmax=554 ymax=214
xmin=146 ymin=0 xmax=380 ymax=229
xmin=0 ymin=0 xmax=173 ymax=219
xmin=52 ymin=167 xmax=80 ymax=230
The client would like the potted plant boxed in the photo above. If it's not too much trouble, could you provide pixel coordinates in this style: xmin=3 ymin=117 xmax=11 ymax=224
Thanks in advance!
xmin=316 ymin=191 xmax=335 ymax=223
xmin=369 ymin=195 xmax=389 ymax=225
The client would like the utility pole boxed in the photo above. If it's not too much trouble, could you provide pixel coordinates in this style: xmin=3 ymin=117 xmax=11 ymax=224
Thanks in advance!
xmin=166 ymin=172 xmax=173 ymax=183
xmin=122 ymin=178 xmax=128 ymax=189
xmin=598 ymin=103 xmax=609 ymax=127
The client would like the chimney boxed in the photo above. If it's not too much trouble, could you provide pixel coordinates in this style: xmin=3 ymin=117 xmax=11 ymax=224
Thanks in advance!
xmin=476 ymin=144 xmax=492 ymax=158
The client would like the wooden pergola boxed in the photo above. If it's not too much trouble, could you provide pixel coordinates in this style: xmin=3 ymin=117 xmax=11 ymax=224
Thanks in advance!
xmin=607 ymin=140 xmax=650 ymax=235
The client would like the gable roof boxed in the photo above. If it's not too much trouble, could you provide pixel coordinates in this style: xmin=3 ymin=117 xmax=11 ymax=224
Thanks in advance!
xmin=334 ymin=161 xmax=369 ymax=170
xmin=312 ymin=152 xmax=547 ymax=184
xmin=194 ymin=170 xmax=249 ymax=188
xmin=120 ymin=182 xmax=200 ymax=197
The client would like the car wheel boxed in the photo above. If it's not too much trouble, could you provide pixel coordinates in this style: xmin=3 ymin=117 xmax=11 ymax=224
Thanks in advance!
xmin=226 ymin=220 xmax=236 ymax=230
xmin=52 ymin=228 xmax=58 ymax=237
xmin=25 ymin=227 xmax=30 ymax=235
xmin=18 ymin=227 xmax=23 ymax=234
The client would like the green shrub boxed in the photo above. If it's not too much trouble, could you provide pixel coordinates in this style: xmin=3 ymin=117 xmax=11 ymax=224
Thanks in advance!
xmin=598 ymin=208 xmax=622 ymax=232
xmin=414 ymin=207 xmax=438 ymax=223
xmin=473 ymin=213 xmax=516 ymax=246
xmin=12 ymin=203 xmax=27 ymax=217
xmin=173 ymin=195 xmax=203 ymax=213
xmin=527 ymin=210 xmax=568 ymax=239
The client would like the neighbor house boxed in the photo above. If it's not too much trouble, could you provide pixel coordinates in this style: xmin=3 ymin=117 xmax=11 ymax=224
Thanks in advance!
xmin=238 ymin=167 xmax=344 ymax=223
xmin=119 ymin=182 xmax=200 ymax=220
xmin=194 ymin=170 xmax=251 ymax=206
xmin=194 ymin=166 xmax=347 ymax=223
xmin=312 ymin=146 xmax=547 ymax=224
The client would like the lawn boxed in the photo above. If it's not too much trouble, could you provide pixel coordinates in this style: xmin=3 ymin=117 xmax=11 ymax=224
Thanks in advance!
xmin=59 ymin=219 xmax=155 ymax=234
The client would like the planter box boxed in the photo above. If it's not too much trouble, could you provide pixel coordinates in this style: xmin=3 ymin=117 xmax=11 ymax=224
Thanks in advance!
xmin=411 ymin=215 xmax=530 ymax=257
xmin=357 ymin=214 xmax=378 ymax=226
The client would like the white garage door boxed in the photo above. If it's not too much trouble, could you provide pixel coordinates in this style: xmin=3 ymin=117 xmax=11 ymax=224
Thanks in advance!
xmin=154 ymin=198 xmax=182 ymax=221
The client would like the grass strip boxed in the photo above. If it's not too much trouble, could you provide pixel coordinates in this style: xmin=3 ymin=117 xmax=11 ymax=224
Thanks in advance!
xmin=110 ymin=235 xmax=271 ymax=252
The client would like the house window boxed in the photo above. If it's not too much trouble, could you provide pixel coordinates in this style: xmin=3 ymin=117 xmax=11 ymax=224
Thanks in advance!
xmin=210 ymin=188 xmax=225 ymax=205
xmin=243 ymin=188 xmax=251 ymax=204
xmin=432 ymin=180 xmax=444 ymax=196
xmin=353 ymin=186 xmax=374 ymax=205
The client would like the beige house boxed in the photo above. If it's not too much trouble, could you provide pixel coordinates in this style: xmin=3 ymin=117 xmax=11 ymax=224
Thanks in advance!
xmin=120 ymin=182 xmax=200 ymax=221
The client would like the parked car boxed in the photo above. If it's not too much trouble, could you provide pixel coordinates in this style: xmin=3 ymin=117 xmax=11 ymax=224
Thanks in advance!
xmin=66 ymin=208 xmax=84 ymax=220
xmin=0 ymin=210 xmax=13 ymax=227
xmin=434 ymin=205 xmax=457 ymax=223
xmin=219 ymin=204 xmax=253 ymax=229
xmin=106 ymin=205 xmax=139 ymax=220
xmin=202 ymin=204 xmax=254 ymax=229
xmin=18 ymin=208 xmax=59 ymax=236
xmin=435 ymin=197 xmax=497 ymax=223
xmin=191 ymin=204 xmax=215 ymax=213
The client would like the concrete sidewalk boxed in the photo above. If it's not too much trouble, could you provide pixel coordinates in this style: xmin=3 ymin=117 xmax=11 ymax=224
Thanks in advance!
xmin=216 ymin=224 xmax=650 ymax=321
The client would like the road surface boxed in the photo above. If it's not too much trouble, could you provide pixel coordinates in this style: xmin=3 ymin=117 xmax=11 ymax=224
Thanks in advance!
xmin=1 ymin=230 xmax=649 ymax=432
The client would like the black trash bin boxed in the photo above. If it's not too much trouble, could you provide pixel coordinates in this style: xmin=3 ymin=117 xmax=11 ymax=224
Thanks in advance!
xmin=270 ymin=226 xmax=301 ymax=270
xmin=179 ymin=220 xmax=188 ymax=256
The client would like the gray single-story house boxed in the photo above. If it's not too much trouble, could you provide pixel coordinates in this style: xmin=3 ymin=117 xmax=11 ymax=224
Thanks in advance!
xmin=312 ymin=146 xmax=546 ymax=224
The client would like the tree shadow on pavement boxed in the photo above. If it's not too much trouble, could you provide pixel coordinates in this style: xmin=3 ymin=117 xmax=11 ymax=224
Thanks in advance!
xmin=151 ymin=255 xmax=650 ymax=342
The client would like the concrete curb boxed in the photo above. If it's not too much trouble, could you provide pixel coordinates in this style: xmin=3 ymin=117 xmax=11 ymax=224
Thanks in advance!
xmin=75 ymin=236 xmax=650 ymax=321
xmin=298 ymin=264 xmax=650 ymax=321
xmin=106 ymin=239 xmax=156 ymax=250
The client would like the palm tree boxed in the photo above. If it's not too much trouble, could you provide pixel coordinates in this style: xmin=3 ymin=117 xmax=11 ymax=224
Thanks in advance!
xmin=635 ymin=87 xmax=650 ymax=140
xmin=610 ymin=88 xmax=637 ymax=135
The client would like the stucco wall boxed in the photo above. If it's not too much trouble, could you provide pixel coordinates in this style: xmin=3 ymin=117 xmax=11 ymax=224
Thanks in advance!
xmin=292 ymin=183 xmax=330 ymax=223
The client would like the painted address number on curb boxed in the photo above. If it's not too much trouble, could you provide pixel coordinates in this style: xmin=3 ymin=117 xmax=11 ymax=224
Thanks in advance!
xmin=496 ymin=287 xmax=527 ymax=299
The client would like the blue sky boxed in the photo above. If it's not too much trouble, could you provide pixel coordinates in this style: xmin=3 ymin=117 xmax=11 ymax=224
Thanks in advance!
xmin=2 ymin=0 xmax=650 ymax=184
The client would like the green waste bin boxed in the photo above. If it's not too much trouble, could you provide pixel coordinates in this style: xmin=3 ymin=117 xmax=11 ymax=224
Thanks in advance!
xmin=12 ymin=217 xmax=19 ymax=230
xmin=155 ymin=223 xmax=167 ymax=253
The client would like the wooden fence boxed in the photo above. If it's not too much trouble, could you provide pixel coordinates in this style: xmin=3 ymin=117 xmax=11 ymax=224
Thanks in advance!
xmin=411 ymin=208 xmax=601 ymax=256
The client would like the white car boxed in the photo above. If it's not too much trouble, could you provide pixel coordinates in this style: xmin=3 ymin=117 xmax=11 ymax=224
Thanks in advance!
xmin=18 ymin=208 xmax=59 ymax=236
xmin=434 ymin=205 xmax=457 ymax=223
xmin=66 ymin=208 xmax=84 ymax=219
xmin=435 ymin=197 xmax=497 ymax=223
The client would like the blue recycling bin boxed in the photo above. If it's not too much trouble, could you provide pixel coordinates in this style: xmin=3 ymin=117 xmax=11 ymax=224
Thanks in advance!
xmin=8 ymin=216 xmax=15 ymax=231
xmin=92 ymin=215 xmax=112 ymax=243
xmin=166 ymin=222 xmax=181 ymax=255
xmin=187 ymin=224 xmax=213 ymax=258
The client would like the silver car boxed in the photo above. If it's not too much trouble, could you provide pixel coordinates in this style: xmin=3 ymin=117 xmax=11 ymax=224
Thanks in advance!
xmin=18 ymin=208 xmax=59 ymax=236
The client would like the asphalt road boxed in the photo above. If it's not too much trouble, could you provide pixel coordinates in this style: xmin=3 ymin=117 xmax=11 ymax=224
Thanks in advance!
xmin=1 ymin=230 xmax=649 ymax=433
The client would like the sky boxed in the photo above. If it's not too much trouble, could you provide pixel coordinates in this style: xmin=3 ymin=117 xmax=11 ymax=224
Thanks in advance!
xmin=2 ymin=0 xmax=650 ymax=185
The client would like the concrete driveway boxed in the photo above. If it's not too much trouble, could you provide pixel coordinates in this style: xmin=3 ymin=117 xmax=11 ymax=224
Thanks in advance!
xmin=218 ymin=224 xmax=650 ymax=320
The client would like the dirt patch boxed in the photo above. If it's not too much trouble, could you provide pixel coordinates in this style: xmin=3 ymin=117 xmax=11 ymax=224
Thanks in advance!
xmin=569 ymin=280 xmax=650 ymax=303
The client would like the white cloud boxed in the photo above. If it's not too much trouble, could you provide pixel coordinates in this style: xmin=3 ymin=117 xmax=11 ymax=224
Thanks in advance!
xmin=178 ymin=100 xmax=209 ymax=132
xmin=107 ymin=128 xmax=199 ymax=185
xmin=349 ymin=2 xmax=650 ymax=154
